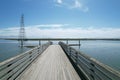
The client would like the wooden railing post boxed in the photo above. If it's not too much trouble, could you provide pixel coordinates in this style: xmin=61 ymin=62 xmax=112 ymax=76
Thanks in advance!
xmin=66 ymin=40 xmax=68 ymax=44
xmin=69 ymin=47 xmax=71 ymax=57
xmin=75 ymin=52 xmax=78 ymax=65
xmin=39 ymin=40 xmax=41 ymax=46
xmin=67 ymin=46 xmax=69 ymax=53
xmin=79 ymin=40 xmax=80 ymax=49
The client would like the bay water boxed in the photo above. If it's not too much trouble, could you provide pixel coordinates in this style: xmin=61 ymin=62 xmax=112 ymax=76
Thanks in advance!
xmin=80 ymin=40 xmax=120 ymax=72
xmin=0 ymin=40 xmax=120 ymax=72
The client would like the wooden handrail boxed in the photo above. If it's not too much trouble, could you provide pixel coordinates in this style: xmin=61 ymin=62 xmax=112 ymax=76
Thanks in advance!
xmin=0 ymin=42 xmax=52 ymax=80
xmin=59 ymin=42 xmax=120 ymax=80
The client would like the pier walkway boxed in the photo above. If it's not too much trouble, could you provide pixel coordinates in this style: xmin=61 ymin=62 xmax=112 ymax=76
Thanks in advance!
xmin=17 ymin=45 xmax=81 ymax=80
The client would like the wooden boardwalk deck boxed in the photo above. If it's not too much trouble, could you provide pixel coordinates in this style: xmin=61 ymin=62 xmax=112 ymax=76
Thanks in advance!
xmin=17 ymin=45 xmax=81 ymax=80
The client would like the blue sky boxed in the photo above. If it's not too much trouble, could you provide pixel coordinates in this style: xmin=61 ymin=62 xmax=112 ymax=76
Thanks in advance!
xmin=0 ymin=0 xmax=120 ymax=38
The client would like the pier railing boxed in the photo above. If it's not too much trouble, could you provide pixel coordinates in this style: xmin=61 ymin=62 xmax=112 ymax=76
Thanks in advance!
xmin=59 ymin=42 xmax=120 ymax=80
xmin=0 ymin=42 xmax=52 ymax=80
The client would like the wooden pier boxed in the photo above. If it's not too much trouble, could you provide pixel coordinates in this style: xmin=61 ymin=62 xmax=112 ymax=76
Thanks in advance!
xmin=0 ymin=41 xmax=120 ymax=80
xmin=17 ymin=45 xmax=80 ymax=80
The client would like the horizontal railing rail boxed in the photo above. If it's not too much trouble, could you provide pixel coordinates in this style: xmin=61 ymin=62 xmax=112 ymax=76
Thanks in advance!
xmin=0 ymin=42 xmax=52 ymax=80
xmin=59 ymin=42 xmax=120 ymax=80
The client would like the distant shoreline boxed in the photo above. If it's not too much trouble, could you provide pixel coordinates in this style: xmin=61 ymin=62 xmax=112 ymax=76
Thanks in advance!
xmin=1 ymin=38 xmax=120 ymax=41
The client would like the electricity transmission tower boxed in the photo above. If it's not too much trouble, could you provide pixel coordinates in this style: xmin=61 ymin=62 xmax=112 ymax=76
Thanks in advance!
xmin=19 ymin=14 xmax=26 ymax=47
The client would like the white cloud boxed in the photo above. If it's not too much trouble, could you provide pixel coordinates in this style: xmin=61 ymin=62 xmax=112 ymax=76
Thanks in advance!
xmin=29 ymin=24 xmax=67 ymax=28
xmin=71 ymin=0 xmax=89 ymax=12
xmin=54 ymin=0 xmax=89 ymax=12
xmin=0 ymin=24 xmax=120 ymax=38
xmin=74 ymin=0 xmax=82 ymax=8
xmin=56 ymin=0 xmax=63 ymax=4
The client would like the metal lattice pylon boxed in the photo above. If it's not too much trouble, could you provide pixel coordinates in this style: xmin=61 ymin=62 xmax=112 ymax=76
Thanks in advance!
xmin=19 ymin=14 xmax=26 ymax=47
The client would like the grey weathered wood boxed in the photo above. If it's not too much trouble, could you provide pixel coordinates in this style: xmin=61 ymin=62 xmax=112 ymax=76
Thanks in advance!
xmin=17 ymin=45 xmax=81 ymax=80
xmin=59 ymin=42 xmax=120 ymax=80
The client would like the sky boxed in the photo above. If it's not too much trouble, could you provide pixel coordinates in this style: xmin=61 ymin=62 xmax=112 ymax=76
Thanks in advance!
xmin=0 ymin=0 xmax=120 ymax=38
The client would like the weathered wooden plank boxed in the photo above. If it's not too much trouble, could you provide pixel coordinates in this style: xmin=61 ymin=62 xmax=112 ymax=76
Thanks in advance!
xmin=17 ymin=45 xmax=81 ymax=80
xmin=0 ymin=55 xmax=29 ymax=78
xmin=0 ymin=48 xmax=36 ymax=71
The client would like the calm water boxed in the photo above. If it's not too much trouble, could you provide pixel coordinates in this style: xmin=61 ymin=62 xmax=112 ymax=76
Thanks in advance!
xmin=0 ymin=40 xmax=48 ymax=62
xmin=79 ymin=40 xmax=120 ymax=71
xmin=0 ymin=40 xmax=120 ymax=72
xmin=0 ymin=40 xmax=30 ymax=62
